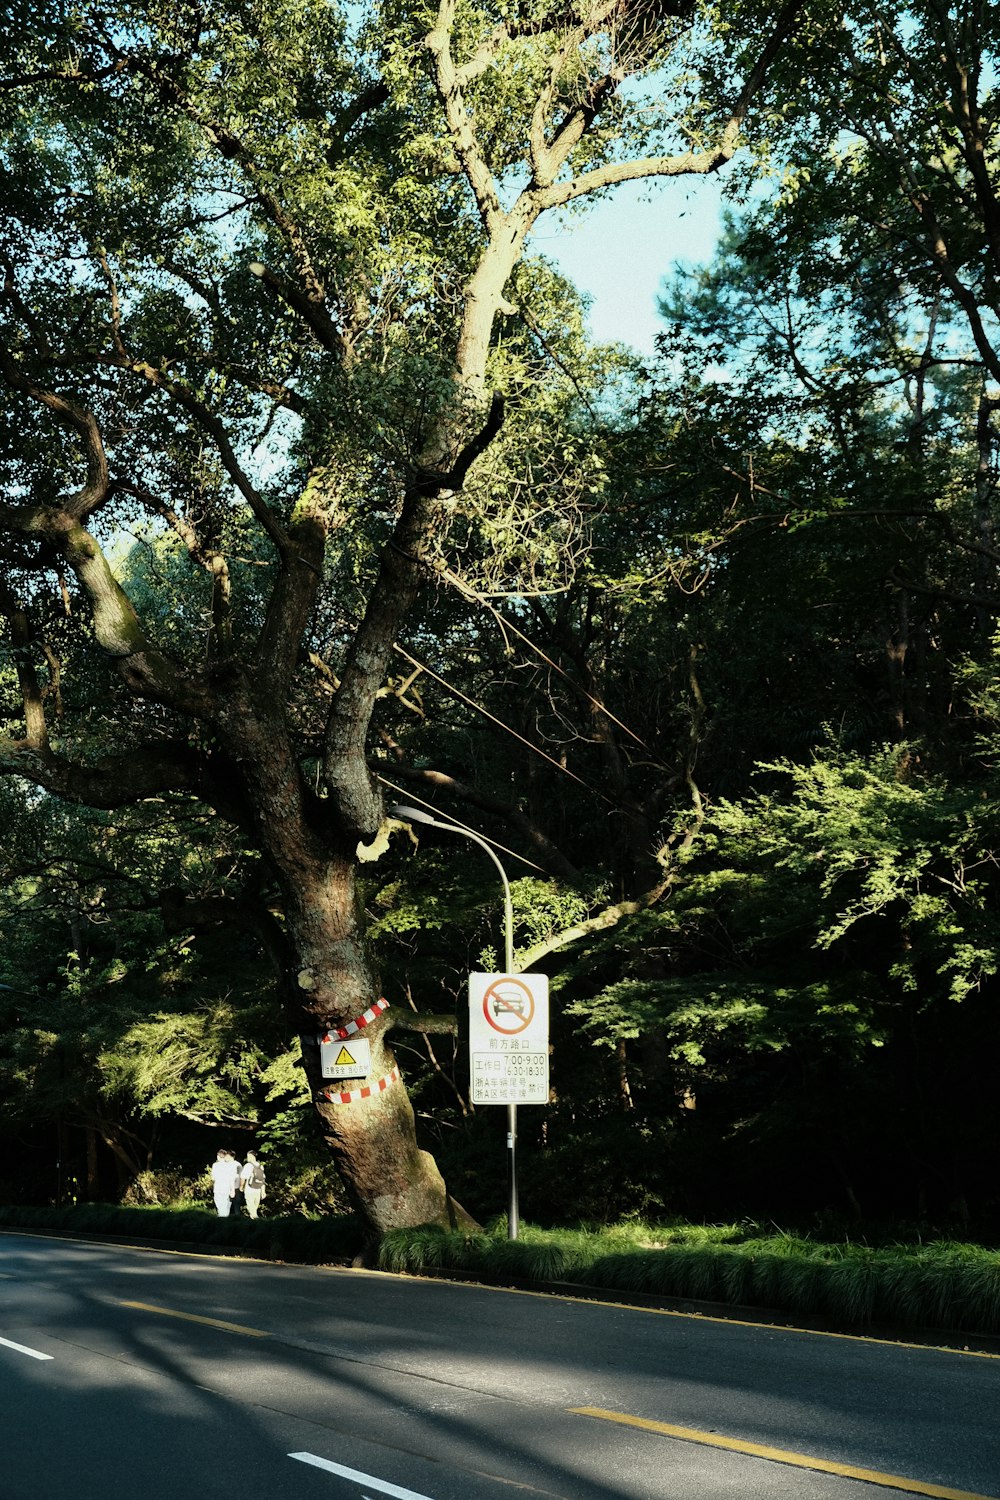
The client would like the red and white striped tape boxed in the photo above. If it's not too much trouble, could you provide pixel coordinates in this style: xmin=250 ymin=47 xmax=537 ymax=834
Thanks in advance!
xmin=321 ymin=997 xmax=389 ymax=1044
xmin=319 ymin=1067 xmax=400 ymax=1106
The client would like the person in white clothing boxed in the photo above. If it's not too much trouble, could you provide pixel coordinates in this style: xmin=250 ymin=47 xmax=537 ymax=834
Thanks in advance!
xmin=210 ymin=1149 xmax=240 ymax=1216
xmin=239 ymin=1151 xmax=266 ymax=1219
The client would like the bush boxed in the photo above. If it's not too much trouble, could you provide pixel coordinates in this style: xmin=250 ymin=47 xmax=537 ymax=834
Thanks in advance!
xmin=377 ymin=1219 xmax=1000 ymax=1337
xmin=121 ymin=1170 xmax=203 ymax=1207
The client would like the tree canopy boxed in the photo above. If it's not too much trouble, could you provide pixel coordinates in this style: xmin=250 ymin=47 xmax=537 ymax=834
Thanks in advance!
xmin=3 ymin=0 xmax=1000 ymax=1234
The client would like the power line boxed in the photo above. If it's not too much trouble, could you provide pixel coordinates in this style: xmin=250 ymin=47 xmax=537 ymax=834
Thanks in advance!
xmin=441 ymin=567 xmax=671 ymax=770
xmin=375 ymin=775 xmax=548 ymax=874
xmin=391 ymin=643 xmax=621 ymax=808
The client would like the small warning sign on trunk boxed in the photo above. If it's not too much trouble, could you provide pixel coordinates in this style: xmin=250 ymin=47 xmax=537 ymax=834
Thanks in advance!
xmin=319 ymin=1036 xmax=372 ymax=1079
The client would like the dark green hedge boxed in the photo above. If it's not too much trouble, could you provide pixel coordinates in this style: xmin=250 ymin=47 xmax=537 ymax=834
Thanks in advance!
xmin=0 ymin=1203 xmax=361 ymax=1264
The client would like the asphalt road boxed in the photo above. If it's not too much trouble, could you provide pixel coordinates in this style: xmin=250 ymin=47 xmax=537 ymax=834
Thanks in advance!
xmin=0 ymin=1230 xmax=998 ymax=1500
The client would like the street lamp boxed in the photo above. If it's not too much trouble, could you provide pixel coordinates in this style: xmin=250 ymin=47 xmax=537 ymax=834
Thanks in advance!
xmin=389 ymin=803 xmax=520 ymax=1239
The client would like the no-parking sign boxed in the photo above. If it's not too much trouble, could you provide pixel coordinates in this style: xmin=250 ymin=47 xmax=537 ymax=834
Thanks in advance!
xmin=468 ymin=973 xmax=549 ymax=1105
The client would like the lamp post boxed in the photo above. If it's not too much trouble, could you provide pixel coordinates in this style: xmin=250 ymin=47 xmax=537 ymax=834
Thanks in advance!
xmin=389 ymin=804 xmax=520 ymax=1239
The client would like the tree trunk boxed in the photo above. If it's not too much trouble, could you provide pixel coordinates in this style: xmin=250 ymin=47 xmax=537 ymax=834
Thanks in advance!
xmin=211 ymin=686 xmax=473 ymax=1235
xmin=287 ymin=852 xmax=471 ymax=1232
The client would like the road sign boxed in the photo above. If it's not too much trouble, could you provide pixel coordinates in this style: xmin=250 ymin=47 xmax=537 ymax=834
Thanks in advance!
xmin=319 ymin=1036 xmax=371 ymax=1080
xmin=468 ymin=973 xmax=549 ymax=1105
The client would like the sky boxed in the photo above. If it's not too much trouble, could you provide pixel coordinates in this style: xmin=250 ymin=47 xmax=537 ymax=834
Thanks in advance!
xmin=532 ymin=174 xmax=726 ymax=357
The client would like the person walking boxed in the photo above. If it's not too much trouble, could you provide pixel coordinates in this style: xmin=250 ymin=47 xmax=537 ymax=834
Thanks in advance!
xmin=239 ymin=1151 xmax=266 ymax=1219
xmin=210 ymin=1149 xmax=240 ymax=1216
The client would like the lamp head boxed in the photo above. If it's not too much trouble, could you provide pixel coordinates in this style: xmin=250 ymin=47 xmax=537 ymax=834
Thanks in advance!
xmin=388 ymin=804 xmax=438 ymax=826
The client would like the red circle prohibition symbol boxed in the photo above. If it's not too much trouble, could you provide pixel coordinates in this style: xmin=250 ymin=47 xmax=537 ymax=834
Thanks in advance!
xmin=483 ymin=977 xmax=535 ymax=1035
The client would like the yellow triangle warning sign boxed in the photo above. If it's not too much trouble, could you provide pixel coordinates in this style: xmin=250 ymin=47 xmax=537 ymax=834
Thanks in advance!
xmin=334 ymin=1046 xmax=356 ymax=1068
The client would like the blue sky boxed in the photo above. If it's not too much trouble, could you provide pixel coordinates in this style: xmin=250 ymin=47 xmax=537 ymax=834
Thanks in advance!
xmin=532 ymin=174 xmax=725 ymax=356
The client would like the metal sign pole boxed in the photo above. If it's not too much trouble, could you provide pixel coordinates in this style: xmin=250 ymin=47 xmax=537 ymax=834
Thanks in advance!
xmin=445 ymin=825 xmax=519 ymax=1238
xmin=389 ymin=805 xmax=523 ymax=1241
xmin=501 ymin=895 xmax=519 ymax=1242
xmin=507 ymin=1101 xmax=518 ymax=1240
xmin=438 ymin=821 xmax=520 ymax=1239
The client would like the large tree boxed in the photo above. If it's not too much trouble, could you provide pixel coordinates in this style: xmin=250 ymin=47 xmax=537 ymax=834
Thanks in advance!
xmin=0 ymin=0 xmax=806 ymax=1232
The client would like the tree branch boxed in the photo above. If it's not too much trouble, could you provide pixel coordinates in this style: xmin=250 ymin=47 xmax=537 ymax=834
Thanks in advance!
xmin=247 ymin=261 xmax=348 ymax=358
xmin=0 ymin=583 xmax=49 ymax=748
xmin=535 ymin=0 xmax=808 ymax=208
xmin=159 ymin=890 xmax=292 ymax=980
xmin=111 ymin=481 xmax=235 ymax=658
xmin=0 ymin=345 xmax=110 ymax=521
xmin=0 ymin=740 xmax=207 ymax=807
xmin=518 ymin=878 xmax=670 ymax=969
xmin=104 ymin=38 xmax=329 ymax=308
xmin=425 ymin=0 xmax=505 ymax=234
xmin=389 ymin=1012 xmax=459 ymax=1035
xmin=124 ymin=357 xmax=293 ymax=561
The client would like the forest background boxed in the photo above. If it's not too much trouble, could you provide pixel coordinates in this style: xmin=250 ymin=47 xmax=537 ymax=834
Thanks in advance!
xmin=2 ymin=0 xmax=1000 ymax=1243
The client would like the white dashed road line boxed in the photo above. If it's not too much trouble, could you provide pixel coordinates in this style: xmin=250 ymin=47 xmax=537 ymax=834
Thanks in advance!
xmin=0 ymin=1334 xmax=53 ymax=1360
xmin=289 ymin=1453 xmax=436 ymax=1498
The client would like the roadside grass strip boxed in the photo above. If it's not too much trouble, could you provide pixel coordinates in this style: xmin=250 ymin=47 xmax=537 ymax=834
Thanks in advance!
xmin=120 ymin=1299 xmax=269 ymax=1337
xmin=570 ymin=1407 xmax=998 ymax=1500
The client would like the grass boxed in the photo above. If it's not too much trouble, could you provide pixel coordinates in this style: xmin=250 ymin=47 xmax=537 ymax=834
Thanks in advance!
xmin=377 ymin=1219 xmax=1000 ymax=1336
xmin=4 ymin=1203 xmax=1000 ymax=1338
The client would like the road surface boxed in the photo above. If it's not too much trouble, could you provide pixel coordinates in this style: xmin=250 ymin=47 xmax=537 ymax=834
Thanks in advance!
xmin=1 ymin=1231 xmax=997 ymax=1499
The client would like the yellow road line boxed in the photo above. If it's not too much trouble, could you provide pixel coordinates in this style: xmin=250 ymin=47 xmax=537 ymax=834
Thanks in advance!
xmin=120 ymin=1299 xmax=269 ymax=1338
xmin=570 ymin=1407 xmax=997 ymax=1500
